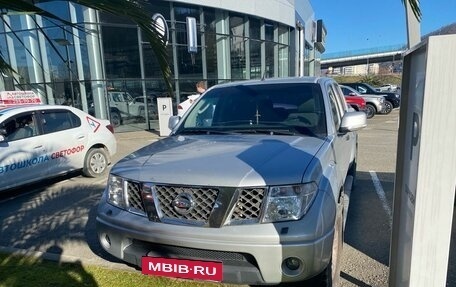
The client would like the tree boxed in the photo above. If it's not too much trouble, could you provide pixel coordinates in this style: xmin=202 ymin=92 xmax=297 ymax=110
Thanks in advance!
xmin=0 ymin=0 xmax=422 ymax=95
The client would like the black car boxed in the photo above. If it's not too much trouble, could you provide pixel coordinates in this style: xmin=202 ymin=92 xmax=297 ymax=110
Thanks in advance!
xmin=343 ymin=82 xmax=400 ymax=114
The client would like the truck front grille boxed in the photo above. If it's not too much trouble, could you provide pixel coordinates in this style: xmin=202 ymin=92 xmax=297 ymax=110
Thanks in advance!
xmin=230 ymin=188 xmax=266 ymax=222
xmin=155 ymin=185 xmax=219 ymax=225
xmin=126 ymin=181 xmax=146 ymax=215
xmin=124 ymin=182 xmax=267 ymax=226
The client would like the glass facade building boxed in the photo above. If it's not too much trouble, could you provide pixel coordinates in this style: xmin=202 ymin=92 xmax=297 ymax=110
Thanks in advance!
xmin=0 ymin=0 xmax=324 ymax=132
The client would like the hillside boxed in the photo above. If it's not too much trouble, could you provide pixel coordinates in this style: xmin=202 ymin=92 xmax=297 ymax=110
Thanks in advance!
xmin=330 ymin=74 xmax=402 ymax=88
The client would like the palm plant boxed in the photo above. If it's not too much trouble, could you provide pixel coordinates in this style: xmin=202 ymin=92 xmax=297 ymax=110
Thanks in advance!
xmin=0 ymin=0 xmax=421 ymax=95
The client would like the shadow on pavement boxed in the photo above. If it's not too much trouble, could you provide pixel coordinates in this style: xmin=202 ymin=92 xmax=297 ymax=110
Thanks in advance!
xmin=0 ymin=244 xmax=98 ymax=287
xmin=344 ymin=171 xmax=395 ymax=267
xmin=341 ymin=272 xmax=373 ymax=287
xmin=0 ymin=174 xmax=123 ymax=266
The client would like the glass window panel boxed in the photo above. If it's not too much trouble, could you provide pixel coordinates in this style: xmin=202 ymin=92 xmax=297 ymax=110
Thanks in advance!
xmin=205 ymin=30 xmax=217 ymax=79
xmin=102 ymin=26 xmax=140 ymax=78
xmin=230 ymin=15 xmax=244 ymax=37
xmin=99 ymin=12 xmax=135 ymax=25
xmin=265 ymin=42 xmax=275 ymax=78
xmin=250 ymin=39 xmax=261 ymax=79
xmin=265 ymin=21 xmax=274 ymax=41
xmin=177 ymin=45 xmax=202 ymax=79
xmin=278 ymin=25 xmax=289 ymax=45
xmin=231 ymin=35 xmax=245 ymax=80
xmin=249 ymin=18 xmax=261 ymax=40
xmin=145 ymin=1 xmax=171 ymax=20
xmin=204 ymin=8 xmax=216 ymax=34
xmin=144 ymin=44 xmax=174 ymax=77
xmin=35 ymin=1 xmax=70 ymax=26
xmin=175 ymin=22 xmax=188 ymax=45
xmin=174 ymin=5 xmax=200 ymax=22
xmin=278 ymin=44 xmax=289 ymax=77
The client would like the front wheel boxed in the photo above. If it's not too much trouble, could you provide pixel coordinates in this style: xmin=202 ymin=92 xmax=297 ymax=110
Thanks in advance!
xmin=382 ymin=101 xmax=393 ymax=114
xmin=83 ymin=148 xmax=109 ymax=178
xmin=110 ymin=111 xmax=122 ymax=127
xmin=365 ymin=104 xmax=376 ymax=119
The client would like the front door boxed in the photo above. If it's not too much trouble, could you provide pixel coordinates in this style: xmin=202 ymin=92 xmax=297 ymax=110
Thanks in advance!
xmin=0 ymin=112 xmax=47 ymax=190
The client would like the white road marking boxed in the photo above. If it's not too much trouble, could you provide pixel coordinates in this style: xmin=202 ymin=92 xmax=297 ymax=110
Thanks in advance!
xmin=369 ymin=170 xmax=393 ymax=227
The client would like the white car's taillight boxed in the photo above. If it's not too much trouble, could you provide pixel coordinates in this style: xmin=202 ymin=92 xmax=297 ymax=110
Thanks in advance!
xmin=106 ymin=124 xmax=115 ymax=134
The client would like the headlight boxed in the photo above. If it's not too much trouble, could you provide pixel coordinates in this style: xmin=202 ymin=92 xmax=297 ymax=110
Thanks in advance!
xmin=261 ymin=183 xmax=318 ymax=223
xmin=107 ymin=174 xmax=126 ymax=208
xmin=395 ymin=94 xmax=400 ymax=98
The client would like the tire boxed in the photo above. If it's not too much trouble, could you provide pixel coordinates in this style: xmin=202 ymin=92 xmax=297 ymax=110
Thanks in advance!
xmin=365 ymin=104 xmax=376 ymax=119
xmin=138 ymin=106 xmax=145 ymax=118
xmin=110 ymin=111 xmax=122 ymax=127
xmin=382 ymin=101 xmax=393 ymax=115
xmin=83 ymin=148 xmax=109 ymax=178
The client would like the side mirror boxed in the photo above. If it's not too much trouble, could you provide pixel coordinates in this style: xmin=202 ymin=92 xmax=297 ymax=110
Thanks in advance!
xmin=339 ymin=111 xmax=367 ymax=133
xmin=168 ymin=115 xmax=181 ymax=130
xmin=0 ymin=128 xmax=7 ymax=142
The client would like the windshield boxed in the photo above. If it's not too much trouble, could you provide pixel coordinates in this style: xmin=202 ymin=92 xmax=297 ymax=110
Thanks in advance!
xmin=363 ymin=83 xmax=377 ymax=92
xmin=176 ymin=83 xmax=327 ymax=137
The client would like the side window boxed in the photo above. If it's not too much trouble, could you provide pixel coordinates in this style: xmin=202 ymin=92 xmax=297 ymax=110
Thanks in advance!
xmin=332 ymin=83 xmax=349 ymax=113
xmin=41 ymin=110 xmax=80 ymax=134
xmin=327 ymin=85 xmax=342 ymax=130
xmin=357 ymin=86 xmax=367 ymax=94
xmin=111 ymin=93 xmax=121 ymax=102
xmin=2 ymin=113 xmax=38 ymax=141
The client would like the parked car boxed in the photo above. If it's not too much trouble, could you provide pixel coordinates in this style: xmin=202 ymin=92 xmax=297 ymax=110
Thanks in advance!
xmin=96 ymin=77 xmax=366 ymax=286
xmin=107 ymin=90 xmax=157 ymax=122
xmin=133 ymin=96 xmax=158 ymax=120
xmin=376 ymin=84 xmax=398 ymax=92
xmin=0 ymin=104 xmax=117 ymax=192
xmin=177 ymin=93 xmax=201 ymax=116
xmin=343 ymin=82 xmax=400 ymax=114
xmin=344 ymin=94 xmax=366 ymax=113
xmin=340 ymin=85 xmax=387 ymax=118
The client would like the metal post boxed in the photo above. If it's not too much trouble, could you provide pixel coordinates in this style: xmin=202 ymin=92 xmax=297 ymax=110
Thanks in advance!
xmin=138 ymin=26 xmax=150 ymax=129
xmin=66 ymin=44 xmax=75 ymax=107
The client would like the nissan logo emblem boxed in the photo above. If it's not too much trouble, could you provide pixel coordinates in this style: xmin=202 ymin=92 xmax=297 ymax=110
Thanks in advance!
xmin=172 ymin=193 xmax=195 ymax=215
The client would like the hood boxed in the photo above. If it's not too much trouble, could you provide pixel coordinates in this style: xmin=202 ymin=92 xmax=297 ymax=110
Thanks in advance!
xmin=112 ymin=134 xmax=326 ymax=187
xmin=362 ymin=94 xmax=385 ymax=100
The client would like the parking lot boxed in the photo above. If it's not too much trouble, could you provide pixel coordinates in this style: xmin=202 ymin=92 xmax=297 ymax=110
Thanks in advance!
xmin=0 ymin=109 xmax=454 ymax=286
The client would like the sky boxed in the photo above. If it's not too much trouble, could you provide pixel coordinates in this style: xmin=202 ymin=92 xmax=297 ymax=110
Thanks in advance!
xmin=309 ymin=0 xmax=456 ymax=54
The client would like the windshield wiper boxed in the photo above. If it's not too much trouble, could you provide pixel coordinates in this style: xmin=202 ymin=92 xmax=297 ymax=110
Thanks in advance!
xmin=227 ymin=129 xmax=296 ymax=136
xmin=178 ymin=129 xmax=234 ymax=135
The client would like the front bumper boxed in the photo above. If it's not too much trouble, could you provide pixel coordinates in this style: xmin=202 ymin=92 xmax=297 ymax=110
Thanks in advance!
xmin=96 ymin=189 xmax=336 ymax=284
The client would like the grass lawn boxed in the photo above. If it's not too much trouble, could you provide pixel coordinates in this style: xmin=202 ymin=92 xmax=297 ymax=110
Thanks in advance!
xmin=0 ymin=252 xmax=235 ymax=287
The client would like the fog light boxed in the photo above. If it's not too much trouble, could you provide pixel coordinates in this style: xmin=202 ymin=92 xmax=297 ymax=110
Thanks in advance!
xmin=285 ymin=257 xmax=301 ymax=270
xmin=100 ymin=233 xmax=111 ymax=249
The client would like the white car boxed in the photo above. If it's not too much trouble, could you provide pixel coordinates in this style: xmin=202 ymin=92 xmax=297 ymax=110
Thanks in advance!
xmin=177 ymin=94 xmax=200 ymax=117
xmin=377 ymin=84 xmax=398 ymax=92
xmin=0 ymin=104 xmax=117 ymax=192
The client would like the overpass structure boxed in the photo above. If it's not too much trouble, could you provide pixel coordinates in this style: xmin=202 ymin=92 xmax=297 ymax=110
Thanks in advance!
xmin=320 ymin=44 xmax=407 ymax=69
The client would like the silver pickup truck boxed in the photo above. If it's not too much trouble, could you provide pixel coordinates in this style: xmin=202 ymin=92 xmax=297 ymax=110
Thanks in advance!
xmin=96 ymin=77 xmax=366 ymax=286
